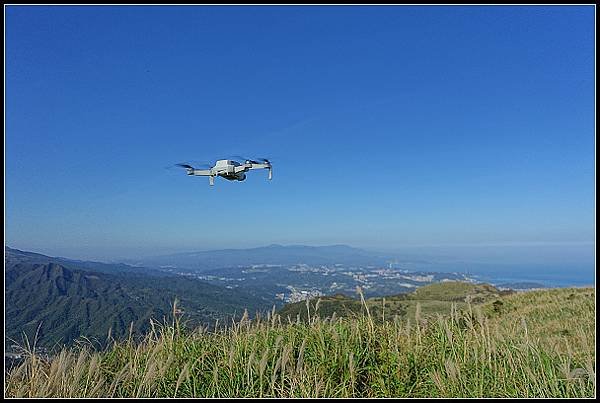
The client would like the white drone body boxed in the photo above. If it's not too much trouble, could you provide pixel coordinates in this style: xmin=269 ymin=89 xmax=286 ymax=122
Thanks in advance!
xmin=177 ymin=158 xmax=272 ymax=186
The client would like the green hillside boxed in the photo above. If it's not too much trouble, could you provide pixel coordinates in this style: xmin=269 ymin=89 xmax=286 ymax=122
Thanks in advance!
xmin=278 ymin=281 xmax=508 ymax=323
xmin=5 ymin=283 xmax=595 ymax=398
xmin=6 ymin=255 xmax=269 ymax=350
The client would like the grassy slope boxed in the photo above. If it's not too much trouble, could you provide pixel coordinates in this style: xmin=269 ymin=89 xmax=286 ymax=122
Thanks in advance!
xmin=5 ymin=284 xmax=595 ymax=398
xmin=481 ymin=286 xmax=596 ymax=362
xmin=278 ymin=281 xmax=508 ymax=323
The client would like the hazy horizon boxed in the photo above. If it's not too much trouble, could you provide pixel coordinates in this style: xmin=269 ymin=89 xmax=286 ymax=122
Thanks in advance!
xmin=6 ymin=240 xmax=595 ymax=271
xmin=5 ymin=239 xmax=597 ymax=263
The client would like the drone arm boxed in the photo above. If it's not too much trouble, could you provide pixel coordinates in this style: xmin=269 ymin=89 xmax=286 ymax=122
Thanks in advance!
xmin=190 ymin=169 xmax=212 ymax=176
xmin=234 ymin=164 xmax=251 ymax=173
xmin=190 ymin=169 xmax=217 ymax=185
xmin=244 ymin=163 xmax=272 ymax=180
xmin=246 ymin=163 xmax=270 ymax=170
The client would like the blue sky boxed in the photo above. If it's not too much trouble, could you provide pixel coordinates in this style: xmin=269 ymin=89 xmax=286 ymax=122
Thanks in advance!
xmin=5 ymin=5 xmax=596 ymax=263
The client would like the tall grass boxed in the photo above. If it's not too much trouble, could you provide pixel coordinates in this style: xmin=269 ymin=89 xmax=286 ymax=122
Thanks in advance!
xmin=5 ymin=288 xmax=595 ymax=398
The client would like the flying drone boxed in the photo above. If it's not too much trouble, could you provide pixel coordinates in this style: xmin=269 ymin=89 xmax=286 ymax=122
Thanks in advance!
xmin=175 ymin=157 xmax=272 ymax=186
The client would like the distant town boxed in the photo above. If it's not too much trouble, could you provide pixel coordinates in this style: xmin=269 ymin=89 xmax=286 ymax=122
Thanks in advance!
xmin=163 ymin=262 xmax=486 ymax=304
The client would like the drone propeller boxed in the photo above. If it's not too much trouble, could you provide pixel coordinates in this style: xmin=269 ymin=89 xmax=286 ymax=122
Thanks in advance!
xmin=231 ymin=155 xmax=272 ymax=165
xmin=255 ymin=158 xmax=271 ymax=165
xmin=171 ymin=161 xmax=212 ymax=169
xmin=230 ymin=155 xmax=260 ymax=164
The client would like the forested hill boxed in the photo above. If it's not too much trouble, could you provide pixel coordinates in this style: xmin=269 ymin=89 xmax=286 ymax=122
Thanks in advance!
xmin=5 ymin=248 xmax=270 ymax=350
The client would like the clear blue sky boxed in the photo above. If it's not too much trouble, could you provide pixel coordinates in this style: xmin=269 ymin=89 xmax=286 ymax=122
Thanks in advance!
xmin=5 ymin=5 xmax=596 ymax=262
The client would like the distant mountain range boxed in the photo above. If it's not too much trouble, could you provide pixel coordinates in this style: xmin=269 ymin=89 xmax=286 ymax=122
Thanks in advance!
xmin=124 ymin=244 xmax=390 ymax=271
xmin=5 ymin=247 xmax=270 ymax=350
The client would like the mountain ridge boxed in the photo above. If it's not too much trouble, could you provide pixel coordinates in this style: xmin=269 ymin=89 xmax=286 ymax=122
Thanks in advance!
xmin=5 ymin=248 xmax=270 ymax=350
xmin=125 ymin=244 xmax=389 ymax=271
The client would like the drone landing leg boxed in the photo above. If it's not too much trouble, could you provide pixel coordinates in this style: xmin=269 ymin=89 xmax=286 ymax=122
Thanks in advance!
xmin=209 ymin=176 xmax=215 ymax=186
